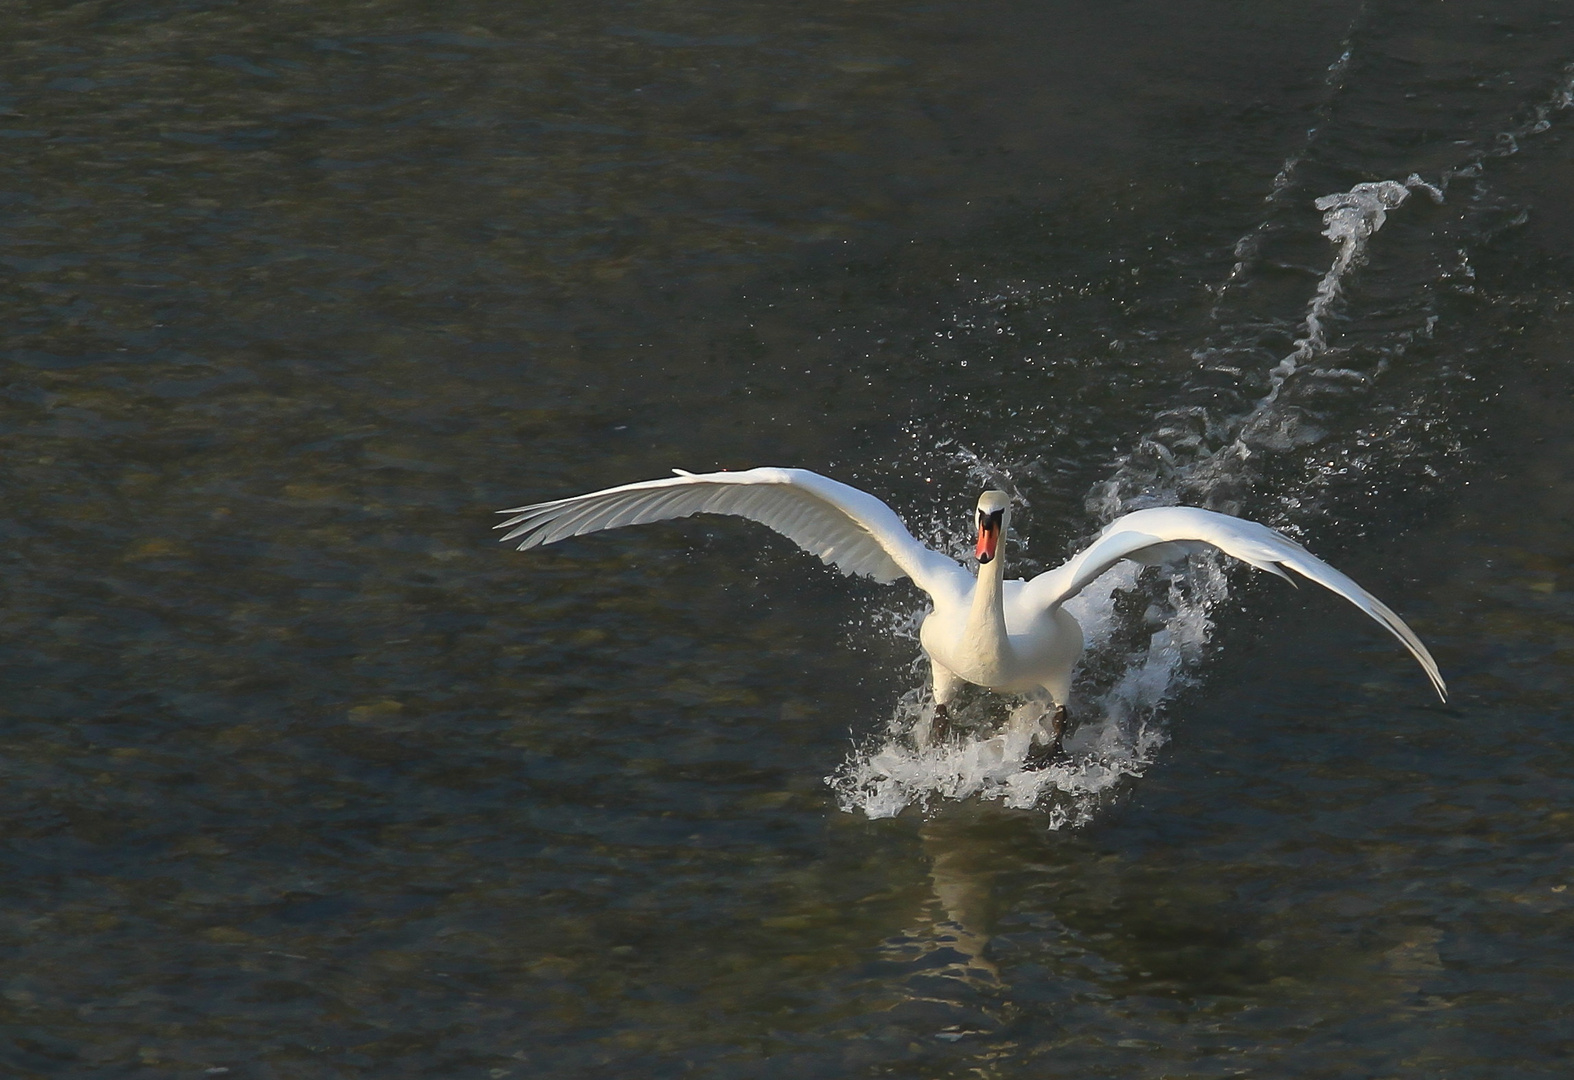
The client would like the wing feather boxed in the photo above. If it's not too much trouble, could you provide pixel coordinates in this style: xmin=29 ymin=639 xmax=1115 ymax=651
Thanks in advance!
xmin=1022 ymin=506 xmax=1446 ymax=701
xmin=497 ymin=467 xmax=969 ymax=601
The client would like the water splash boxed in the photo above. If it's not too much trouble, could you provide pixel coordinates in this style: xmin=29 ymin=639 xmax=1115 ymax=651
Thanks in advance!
xmin=828 ymin=690 xmax=1160 ymax=826
xmin=828 ymin=498 xmax=1231 ymax=826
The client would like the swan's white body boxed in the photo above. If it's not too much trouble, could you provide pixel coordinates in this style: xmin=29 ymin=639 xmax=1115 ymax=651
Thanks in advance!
xmin=498 ymin=468 xmax=1446 ymax=718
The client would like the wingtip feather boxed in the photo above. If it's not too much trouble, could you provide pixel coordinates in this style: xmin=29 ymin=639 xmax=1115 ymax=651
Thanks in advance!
xmin=1266 ymin=561 xmax=1298 ymax=587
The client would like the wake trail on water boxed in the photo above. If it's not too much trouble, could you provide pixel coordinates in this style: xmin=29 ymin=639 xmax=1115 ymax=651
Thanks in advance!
xmin=830 ymin=57 xmax=1574 ymax=825
xmin=1210 ymin=3 xmax=1366 ymax=317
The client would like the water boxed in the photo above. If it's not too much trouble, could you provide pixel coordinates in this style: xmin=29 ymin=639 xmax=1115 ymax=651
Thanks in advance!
xmin=1 ymin=1 xmax=1572 ymax=1076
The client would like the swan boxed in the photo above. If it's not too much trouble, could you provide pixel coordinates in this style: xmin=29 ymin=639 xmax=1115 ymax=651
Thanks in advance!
xmin=497 ymin=467 xmax=1446 ymax=757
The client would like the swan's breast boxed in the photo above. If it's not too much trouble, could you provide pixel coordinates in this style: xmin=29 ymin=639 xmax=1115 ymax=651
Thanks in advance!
xmin=1003 ymin=604 xmax=1084 ymax=677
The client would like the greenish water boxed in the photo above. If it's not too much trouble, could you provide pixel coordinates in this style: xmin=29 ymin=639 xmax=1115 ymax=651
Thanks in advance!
xmin=1 ymin=1 xmax=1572 ymax=1076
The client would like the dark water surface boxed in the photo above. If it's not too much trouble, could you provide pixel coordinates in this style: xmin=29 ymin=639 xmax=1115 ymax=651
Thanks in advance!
xmin=2 ymin=1 xmax=1573 ymax=1076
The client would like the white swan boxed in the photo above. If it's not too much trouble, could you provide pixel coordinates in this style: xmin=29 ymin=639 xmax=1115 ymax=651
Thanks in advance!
xmin=498 ymin=468 xmax=1445 ymax=755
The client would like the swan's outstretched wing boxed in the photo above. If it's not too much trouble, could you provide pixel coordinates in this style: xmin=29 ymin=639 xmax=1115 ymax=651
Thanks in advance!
xmin=497 ymin=467 xmax=969 ymax=600
xmin=1022 ymin=506 xmax=1446 ymax=700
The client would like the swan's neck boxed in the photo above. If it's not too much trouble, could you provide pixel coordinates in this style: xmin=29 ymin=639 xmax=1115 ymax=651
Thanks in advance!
xmin=964 ymin=553 xmax=1010 ymax=663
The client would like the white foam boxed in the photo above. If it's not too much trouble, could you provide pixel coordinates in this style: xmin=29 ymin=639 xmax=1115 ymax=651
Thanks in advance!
xmin=828 ymin=522 xmax=1234 ymax=824
xmin=827 ymin=692 xmax=1162 ymax=827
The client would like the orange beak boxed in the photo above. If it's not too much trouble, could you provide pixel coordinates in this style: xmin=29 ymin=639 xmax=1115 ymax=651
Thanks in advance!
xmin=975 ymin=515 xmax=1000 ymax=564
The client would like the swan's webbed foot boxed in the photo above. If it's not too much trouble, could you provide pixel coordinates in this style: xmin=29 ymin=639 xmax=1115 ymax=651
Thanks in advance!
xmin=1024 ymin=704 xmax=1068 ymax=768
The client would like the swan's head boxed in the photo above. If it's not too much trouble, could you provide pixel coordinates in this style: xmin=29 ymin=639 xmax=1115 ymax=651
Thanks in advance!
xmin=974 ymin=490 xmax=1010 ymax=565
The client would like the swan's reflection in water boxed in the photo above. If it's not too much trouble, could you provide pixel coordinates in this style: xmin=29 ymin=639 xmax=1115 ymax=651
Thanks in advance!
xmin=872 ymin=808 xmax=1035 ymax=1040
xmin=863 ymin=774 xmax=1470 ymax=1070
